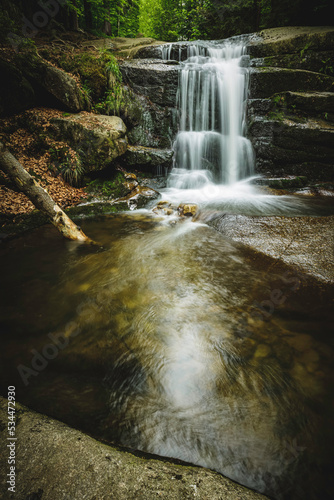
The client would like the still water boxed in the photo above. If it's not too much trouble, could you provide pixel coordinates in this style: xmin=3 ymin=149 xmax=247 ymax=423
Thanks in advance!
xmin=0 ymin=212 xmax=333 ymax=500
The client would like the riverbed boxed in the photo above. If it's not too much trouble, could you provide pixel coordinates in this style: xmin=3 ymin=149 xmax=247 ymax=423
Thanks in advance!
xmin=0 ymin=210 xmax=333 ymax=500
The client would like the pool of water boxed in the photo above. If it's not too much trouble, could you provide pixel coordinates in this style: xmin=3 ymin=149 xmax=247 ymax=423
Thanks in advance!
xmin=0 ymin=212 xmax=333 ymax=499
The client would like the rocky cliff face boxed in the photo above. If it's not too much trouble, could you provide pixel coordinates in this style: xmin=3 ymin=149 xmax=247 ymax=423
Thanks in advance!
xmin=248 ymin=26 xmax=334 ymax=181
xmin=119 ymin=57 xmax=179 ymax=173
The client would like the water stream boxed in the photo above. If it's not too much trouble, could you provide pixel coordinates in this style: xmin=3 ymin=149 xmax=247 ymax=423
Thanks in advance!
xmin=0 ymin=39 xmax=333 ymax=500
xmin=161 ymin=40 xmax=316 ymax=216
xmin=0 ymin=215 xmax=333 ymax=500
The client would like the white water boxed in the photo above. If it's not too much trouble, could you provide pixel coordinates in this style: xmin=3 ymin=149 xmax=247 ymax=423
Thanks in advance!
xmin=164 ymin=42 xmax=254 ymax=186
xmin=160 ymin=41 xmax=308 ymax=215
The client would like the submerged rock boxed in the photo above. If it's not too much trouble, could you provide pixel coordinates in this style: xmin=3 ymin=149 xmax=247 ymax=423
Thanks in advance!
xmin=202 ymin=213 xmax=334 ymax=283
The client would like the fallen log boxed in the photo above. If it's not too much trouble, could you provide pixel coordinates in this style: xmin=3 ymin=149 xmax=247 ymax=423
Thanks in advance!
xmin=0 ymin=142 xmax=92 ymax=243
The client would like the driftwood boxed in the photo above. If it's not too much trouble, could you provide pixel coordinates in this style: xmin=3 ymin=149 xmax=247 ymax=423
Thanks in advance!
xmin=0 ymin=142 xmax=92 ymax=243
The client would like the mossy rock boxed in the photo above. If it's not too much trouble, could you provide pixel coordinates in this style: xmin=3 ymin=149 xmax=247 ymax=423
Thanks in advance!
xmin=261 ymin=50 xmax=334 ymax=76
xmin=49 ymin=113 xmax=128 ymax=173
xmin=249 ymin=27 xmax=334 ymax=58
xmin=13 ymin=48 xmax=90 ymax=112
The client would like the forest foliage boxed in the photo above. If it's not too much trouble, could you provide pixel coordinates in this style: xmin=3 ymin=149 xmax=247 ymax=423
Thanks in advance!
xmin=0 ymin=0 xmax=332 ymax=45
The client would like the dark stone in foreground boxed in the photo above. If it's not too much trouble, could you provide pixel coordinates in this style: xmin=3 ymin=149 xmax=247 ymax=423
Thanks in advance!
xmin=0 ymin=397 xmax=268 ymax=500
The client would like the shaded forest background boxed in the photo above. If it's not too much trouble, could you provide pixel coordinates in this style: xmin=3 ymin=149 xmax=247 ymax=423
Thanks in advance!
xmin=0 ymin=0 xmax=332 ymax=45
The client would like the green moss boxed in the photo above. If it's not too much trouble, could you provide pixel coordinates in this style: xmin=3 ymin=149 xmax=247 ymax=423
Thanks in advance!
xmin=66 ymin=203 xmax=122 ymax=218
xmin=58 ymin=50 xmax=122 ymax=105
xmin=86 ymin=172 xmax=128 ymax=199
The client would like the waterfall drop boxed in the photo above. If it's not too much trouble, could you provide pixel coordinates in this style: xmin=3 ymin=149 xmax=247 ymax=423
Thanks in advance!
xmin=164 ymin=41 xmax=254 ymax=191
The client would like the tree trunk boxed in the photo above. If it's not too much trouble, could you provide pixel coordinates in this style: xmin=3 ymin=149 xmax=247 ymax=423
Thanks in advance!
xmin=69 ymin=0 xmax=79 ymax=31
xmin=0 ymin=143 xmax=92 ymax=244
xmin=103 ymin=0 xmax=112 ymax=36
xmin=83 ymin=0 xmax=93 ymax=31
xmin=104 ymin=19 xmax=112 ymax=36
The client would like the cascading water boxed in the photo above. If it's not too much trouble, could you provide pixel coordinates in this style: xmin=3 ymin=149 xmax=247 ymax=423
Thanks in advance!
xmin=161 ymin=40 xmax=309 ymax=215
xmin=165 ymin=41 xmax=254 ymax=189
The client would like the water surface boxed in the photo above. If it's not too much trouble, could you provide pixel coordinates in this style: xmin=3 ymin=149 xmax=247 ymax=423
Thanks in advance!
xmin=0 ymin=212 xmax=333 ymax=500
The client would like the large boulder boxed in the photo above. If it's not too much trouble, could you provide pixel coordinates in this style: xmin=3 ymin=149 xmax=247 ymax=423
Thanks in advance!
xmin=202 ymin=214 xmax=334 ymax=283
xmin=0 ymin=59 xmax=35 ymax=117
xmin=14 ymin=51 xmax=91 ymax=112
xmin=50 ymin=113 xmax=128 ymax=172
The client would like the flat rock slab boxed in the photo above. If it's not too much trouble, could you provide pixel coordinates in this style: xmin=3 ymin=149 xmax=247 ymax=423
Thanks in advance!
xmin=82 ymin=37 xmax=167 ymax=58
xmin=204 ymin=214 xmax=334 ymax=283
xmin=125 ymin=145 xmax=174 ymax=168
xmin=249 ymin=26 xmax=334 ymax=58
xmin=250 ymin=67 xmax=334 ymax=99
xmin=0 ymin=398 xmax=268 ymax=500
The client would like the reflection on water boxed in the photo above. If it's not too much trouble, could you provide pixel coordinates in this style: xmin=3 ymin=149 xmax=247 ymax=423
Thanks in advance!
xmin=0 ymin=212 xmax=333 ymax=500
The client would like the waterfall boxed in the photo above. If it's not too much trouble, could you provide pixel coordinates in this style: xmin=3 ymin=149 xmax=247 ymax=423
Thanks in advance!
xmin=163 ymin=41 xmax=254 ymax=189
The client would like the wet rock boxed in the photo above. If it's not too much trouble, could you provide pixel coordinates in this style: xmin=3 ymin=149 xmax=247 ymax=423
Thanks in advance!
xmin=282 ymin=91 xmax=334 ymax=120
xmin=253 ymin=176 xmax=308 ymax=189
xmin=119 ymin=86 xmax=177 ymax=149
xmin=0 ymin=397 xmax=268 ymax=500
xmin=248 ymin=28 xmax=334 ymax=181
xmin=50 ymin=114 xmax=128 ymax=173
xmin=115 ymin=185 xmax=160 ymax=210
xmin=120 ymin=59 xmax=179 ymax=107
xmin=122 ymin=171 xmax=139 ymax=192
xmin=135 ymin=42 xmax=191 ymax=62
xmin=178 ymin=203 xmax=199 ymax=217
xmin=124 ymin=145 xmax=174 ymax=173
xmin=0 ymin=59 xmax=35 ymax=117
xmin=203 ymin=214 xmax=334 ymax=283
xmin=152 ymin=201 xmax=178 ymax=217
xmin=249 ymin=115 xmax=334 ymax=180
